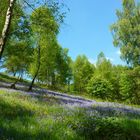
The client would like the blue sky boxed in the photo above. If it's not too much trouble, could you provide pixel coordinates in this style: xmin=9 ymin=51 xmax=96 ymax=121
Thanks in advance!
xmin=58 ymin=0 xmax=125 ymax=65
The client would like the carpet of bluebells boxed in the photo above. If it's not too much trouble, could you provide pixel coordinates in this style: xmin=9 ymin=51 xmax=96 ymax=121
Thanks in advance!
xmin=0 ymin=89 xmax=140 ymax=140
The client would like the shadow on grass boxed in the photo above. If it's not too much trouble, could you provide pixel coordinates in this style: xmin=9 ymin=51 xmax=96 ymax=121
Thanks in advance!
xmin=0 ymin=73 xmax=17 ymax=83
xmin=0 ymin=97 xmax=57 ymax=140
xmin=70 ymin=111 xmax=140 ymax=140
xmin=0 ymin=98 xmax=34 ymax=120
xmin=0 ymin=73 xmax=28 ymax=84
xmin=93 ymin=106 xmax=140 ymax=118
xmin=0 ymin=96 xmax=140 ymax=140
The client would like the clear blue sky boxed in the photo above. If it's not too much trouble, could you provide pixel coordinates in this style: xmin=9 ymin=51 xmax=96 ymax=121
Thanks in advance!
xmin=58 ymin=0 xmax=125 ymax=65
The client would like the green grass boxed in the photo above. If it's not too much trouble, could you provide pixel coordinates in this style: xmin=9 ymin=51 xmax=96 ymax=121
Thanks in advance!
xmin=48 ymin=88 xmax=140 ymax=109
xmin=0 ymin=73 xmax=17 ymax=83
xmin=0 ymin=90 xmax=140 ymax=140
xmin=1 ymin=72 xmax=140 ymax=109
xmin=0 ymin=73 xmax=29 ymax=84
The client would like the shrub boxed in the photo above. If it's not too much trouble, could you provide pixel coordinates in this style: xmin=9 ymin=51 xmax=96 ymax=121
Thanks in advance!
xmin=87 ymin=77 xmax=114 ymax=100
xmin=119 ymin=72 xmax=136 ymax=103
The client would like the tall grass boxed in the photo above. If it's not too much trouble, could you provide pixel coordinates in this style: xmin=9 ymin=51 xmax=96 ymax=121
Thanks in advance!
xmin=0 ymin=90 xmax=140 ymax=140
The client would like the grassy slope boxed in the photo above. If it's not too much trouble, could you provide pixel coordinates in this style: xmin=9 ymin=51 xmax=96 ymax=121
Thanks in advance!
xmin=0 ymin=73 xmax=29 ymax=84
xmin=0 ymin=90 xmax=140 ymax=140
xmin=0 ymin=72 xmax=140 ymax=108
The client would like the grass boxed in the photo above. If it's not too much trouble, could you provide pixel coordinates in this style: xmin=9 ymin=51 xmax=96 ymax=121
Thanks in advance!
xmin=0 ymin=73 xmax=17 ymax=83
xmin=48 ymin=88 xmax=140 ymax=109
xmin=0 ymin=73 xmax=29 ymax=84
xmin=0 ymin=72 xmax=140 ymax=109
xmin=0 ymin=90 xmax=140 ymax=140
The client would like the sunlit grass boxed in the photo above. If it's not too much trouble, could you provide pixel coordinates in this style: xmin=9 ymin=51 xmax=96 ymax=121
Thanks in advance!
xmin=0 ymin=73 xmax=29 ymax=84
xmin=0 ymin=90 xmax=140 ymax=140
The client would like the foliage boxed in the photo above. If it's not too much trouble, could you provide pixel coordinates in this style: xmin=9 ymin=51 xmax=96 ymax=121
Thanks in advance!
xmin=0 ymin=1 xmax=140 ymax=138
xmin=111 ymin=0 xmax=140 ymax=66
xmin=85 ymin=52 xmax=140 ymax=104
xmin=27 ymin=4 xmax=67 ymax=90
xmin=95 ymin=52 xmax=113 ymax=80
xmin=32 ymin=40 xmax=72 ymax=89
xmin=29 ymin=8 xmax=72 ymax=89
xmin=87 ymin=76 xmax=114 ymax=100
xmin=119 ymin=72 xmax=135 ymax=102
xmin=3 ymin=40 xmax=33 ymax=77
xmin=1 ymin=2 xmax=32 ymax=78
xmin=30 ymin=6 xmax=59 ymax=37
xmin=0 ymin=0 xmax=140 ymax=106
xmin=0 ymin=0 xmax=23 ymax=35
xmin=73 ymin=55 xmax=95 ymax=93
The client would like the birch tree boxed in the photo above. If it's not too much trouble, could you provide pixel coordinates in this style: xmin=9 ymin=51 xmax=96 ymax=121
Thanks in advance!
xmin=0 ymin=0 xmax=15 ymax=60
xmin=111 ymin=0 xmax=140 ymax=66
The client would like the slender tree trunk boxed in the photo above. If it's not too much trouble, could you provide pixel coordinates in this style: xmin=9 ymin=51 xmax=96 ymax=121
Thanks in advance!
xmin=13 ymin=72 xmax=16 ymax=77
xmin=11 ymin=79 xmax=18 ymax=89
xmin=51 ymin=72 xmax=56 ymax=89
xmin=0 ymin=0 xmax=15 ymax=60
xmin=28 ymin=45 xmax=41 ymax=91
xmin=67 ymin=81 xmax=70 ymax=92
xmin=11 ymin=74 xmax=21 ymax=89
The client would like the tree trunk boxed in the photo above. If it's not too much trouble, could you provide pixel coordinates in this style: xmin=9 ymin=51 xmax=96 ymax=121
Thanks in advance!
xmin=11 ymin=75 xmax=21 ymax=89
xmin=67 ymin=80 xmax=70 ymax=92
xmin=28 ymin=45 xmax=41 ymax=91
xmin=10 ymin=79 xmax=18 ymax=89
xmin=0 ymin=0 xmax=15 ymax=60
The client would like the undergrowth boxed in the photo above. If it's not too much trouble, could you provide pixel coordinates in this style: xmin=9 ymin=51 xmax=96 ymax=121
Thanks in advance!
xmin=0 ymin=90 xmax=140 ymax=140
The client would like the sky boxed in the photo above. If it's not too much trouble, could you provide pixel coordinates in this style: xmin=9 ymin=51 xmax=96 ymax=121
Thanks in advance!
xmin=58 ymin=0 xmax=125 ymax=65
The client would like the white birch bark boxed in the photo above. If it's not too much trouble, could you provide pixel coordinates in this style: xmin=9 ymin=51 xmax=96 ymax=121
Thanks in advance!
xmin=0 ymin=0 xmax=15 ymax=59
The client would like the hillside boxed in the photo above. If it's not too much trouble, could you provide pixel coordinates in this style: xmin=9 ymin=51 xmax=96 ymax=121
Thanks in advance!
xmin=1 ymin=0 xmax=140 ymax=139
xmin=0 ymin=73 xmax=140 ymax=140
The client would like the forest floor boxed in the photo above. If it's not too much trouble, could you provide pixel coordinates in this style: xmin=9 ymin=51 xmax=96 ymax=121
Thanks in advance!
xmin=0 ymin=73 xmax=140 ymax=139
xmin=0 ymin=80 xmax=140 ymax=115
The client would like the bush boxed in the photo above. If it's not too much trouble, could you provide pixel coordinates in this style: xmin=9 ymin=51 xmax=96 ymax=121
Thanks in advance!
xmin=87 ymin=77 xmax=114 ymax=100
xmin=119 ymin=72 xmax=136 ymax=103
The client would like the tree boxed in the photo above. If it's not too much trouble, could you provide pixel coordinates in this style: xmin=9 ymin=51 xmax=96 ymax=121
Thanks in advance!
xmin=55 ymin=47 xmax=72 ymax=91
xmin=30 ymin=39 xmax=59 ymax=88
xmin=96 ymin=52 xmax=106 ymax=66
xmin=123 ymin=66 xmax=140 ymax=104
xmin=0 ymin=1 xmax=65 ymax=90
xmin=0 ymin=0 xmax=16 ymax=59
xmin=87 ymin=76 xmax=114 ymax=100
xmin=28 ymin=5 xmax=63 ymax=90
xmin=95 ymin=52 xmax=113 ymax=80
xmin=88 ymin=52 xmax=115 ymax=100
xmin=111 ymin=65 xmax=128 ymax=100
xmin=34 ymin=40 xmax=72 ymax=91
xmin=2 ymin=16 xmax=33 ymax=88
xmin=119 ymin=72 xmax=136 ymax=103
xmin=73 ymin=55 xmax=95 ymax=93
xmin=111 ymin=0 xmax=140 ymax=67
xmin=132 ymin=66 xmax=140 ymax=104
xmin=0 ymin=0 xmax=24 ymax=60
xmin=3 ymin=41 xmax=33 ymax=76
xmin=0 ymin=0 xmax=66 ymax=60
xmin=28 ymin=44 xmax=41 ymax=91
